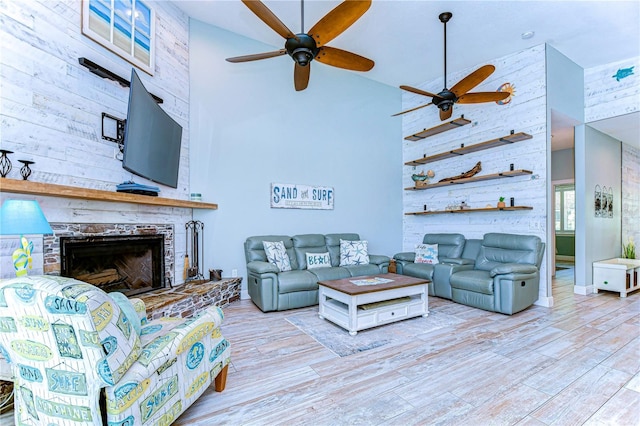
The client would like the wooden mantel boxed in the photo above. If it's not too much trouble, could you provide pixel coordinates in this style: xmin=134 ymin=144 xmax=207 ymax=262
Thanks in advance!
xmin=0 ymin=179 xmax=218 ymax=210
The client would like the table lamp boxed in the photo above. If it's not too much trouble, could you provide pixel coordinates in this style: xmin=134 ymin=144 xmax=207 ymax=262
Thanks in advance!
xmin=0 ymin=199 xmax=53 ymax=277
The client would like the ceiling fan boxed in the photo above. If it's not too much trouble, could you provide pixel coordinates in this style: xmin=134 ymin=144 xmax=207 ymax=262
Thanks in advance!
xmin=393 ymin=12 xmax=509 ymax=120
xmin=226 ymin=0 xmax=374 ymax=91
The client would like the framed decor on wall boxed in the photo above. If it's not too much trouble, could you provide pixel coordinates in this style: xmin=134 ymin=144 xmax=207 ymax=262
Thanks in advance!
xmin=82 ymin=0 xmax=155 ymax=75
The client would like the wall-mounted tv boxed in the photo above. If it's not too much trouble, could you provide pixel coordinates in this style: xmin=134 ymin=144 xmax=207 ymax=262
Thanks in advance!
xmin=122 ymin=69 xmax=182 ymax=188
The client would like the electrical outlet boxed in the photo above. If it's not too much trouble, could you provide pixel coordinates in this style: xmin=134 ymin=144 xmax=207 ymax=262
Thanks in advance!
xmin=231 ymin=269 xmax=238 ymax=277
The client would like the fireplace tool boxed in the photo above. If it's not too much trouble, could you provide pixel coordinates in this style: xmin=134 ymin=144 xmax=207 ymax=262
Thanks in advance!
xmin=185 ymin=220 xmax=204 ymax=280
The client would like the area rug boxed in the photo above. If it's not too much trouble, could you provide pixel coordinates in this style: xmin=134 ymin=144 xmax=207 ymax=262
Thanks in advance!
xmin=285 ymin=309 xmax=463 ymax=357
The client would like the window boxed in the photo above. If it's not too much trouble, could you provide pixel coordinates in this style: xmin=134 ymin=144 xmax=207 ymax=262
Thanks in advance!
xmin=555 ymin=184 xmax=575 ymax=233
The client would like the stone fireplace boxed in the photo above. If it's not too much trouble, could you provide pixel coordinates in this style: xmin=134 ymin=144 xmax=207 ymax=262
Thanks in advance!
xmin=60 ymin=234 xmax=164 ymax=296
xmin=44 ymin=223 xmax=175 ymax=293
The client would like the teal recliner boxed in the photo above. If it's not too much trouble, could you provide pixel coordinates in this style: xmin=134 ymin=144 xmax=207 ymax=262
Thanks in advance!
xmin=449 ymin=233 xmax=545 ymax=315
xmin=244 ymin=233 xmax=390 ymax=312
xmin=394 ymin=233 xmax=470 ymax=299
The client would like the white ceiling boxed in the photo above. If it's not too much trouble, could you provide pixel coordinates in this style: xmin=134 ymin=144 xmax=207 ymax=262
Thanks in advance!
xmin=172 ymin=0 xmax=640 ymax=148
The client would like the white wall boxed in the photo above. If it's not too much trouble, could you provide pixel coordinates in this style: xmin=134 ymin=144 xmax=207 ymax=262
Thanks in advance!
xmin=0 ymin=1 xmax=193 ymax=280
xmin=551 ymin=149 xmax=575 ymax=181
xmin=188 ymin=22 xmax=402 ymax=296
xmin=401 ymin=44 xmax=548 ymax=302
xmin=575 ymin=126 xmax=622 ymax=289
xmin=546 ymin=45 xmax=584 ymax=296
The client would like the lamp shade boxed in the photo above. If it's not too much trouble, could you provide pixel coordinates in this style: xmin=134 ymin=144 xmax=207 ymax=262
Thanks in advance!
xmin=0 ymin=199 xmax=53 ymax=236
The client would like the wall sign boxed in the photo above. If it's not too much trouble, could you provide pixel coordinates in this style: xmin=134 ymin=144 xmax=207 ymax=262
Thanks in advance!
xmin=271 ymin=183 xmax=334 ymax=210
xmin=82 ymin=0 xmax=155 ymax=75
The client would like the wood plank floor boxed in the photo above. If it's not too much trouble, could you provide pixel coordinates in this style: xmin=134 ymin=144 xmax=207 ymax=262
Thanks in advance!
xmin=175 ymin=268 xmax=640 ymax=426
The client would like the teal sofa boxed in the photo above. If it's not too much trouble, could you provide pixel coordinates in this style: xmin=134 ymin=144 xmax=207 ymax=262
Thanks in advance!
xmin=244 ymin=233 xmax=390 ymax=312
xmin=395 ymin=233 xmax=545 ymax=315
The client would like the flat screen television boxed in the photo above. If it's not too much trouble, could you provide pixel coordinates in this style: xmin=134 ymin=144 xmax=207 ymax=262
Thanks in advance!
xmin=122 ymin=69 xmax=182 ymax=188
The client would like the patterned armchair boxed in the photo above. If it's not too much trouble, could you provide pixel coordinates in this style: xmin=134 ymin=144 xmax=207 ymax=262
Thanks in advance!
xmin=0 ymin=275 xmax=230 ymax=425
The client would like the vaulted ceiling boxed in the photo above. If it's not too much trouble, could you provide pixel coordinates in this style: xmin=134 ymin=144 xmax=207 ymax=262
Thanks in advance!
xmin=172 ymin=1 xmax=640 ymax=148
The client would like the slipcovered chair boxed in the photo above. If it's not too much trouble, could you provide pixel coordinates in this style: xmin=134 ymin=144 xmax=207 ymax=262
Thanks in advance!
xmin=0 ymin=275 xmax=230 ymax=425
xmin=449 ymin=233 xmax=545 ymax=315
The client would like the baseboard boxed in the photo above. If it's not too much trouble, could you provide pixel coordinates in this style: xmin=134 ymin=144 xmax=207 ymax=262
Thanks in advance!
xmin=573 ymin=285 xmax=593 ymax=295
xmin=556 ymin=255 xmax=575 ymax=262
xmin=534 ymin=296 xmax=553 ymax=308
xmin=241 ymin=289 xmax=250 ymax=300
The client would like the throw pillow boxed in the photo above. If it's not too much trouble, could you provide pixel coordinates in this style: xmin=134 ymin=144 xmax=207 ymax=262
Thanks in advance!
xmin=263 ymin=240 xmax=292 ymax=272
xmin=339 ymin=239 xmax=369 ymax=266
xmin=415 ymin=243 xmax=439 ymax=264
xmin=306 ymin=252 xmax=331 ymax=269
xmin=109 ymin=292 xmax=142 ymax=336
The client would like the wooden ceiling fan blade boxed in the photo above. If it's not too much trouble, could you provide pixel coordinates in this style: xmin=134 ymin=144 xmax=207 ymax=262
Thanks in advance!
xmin=294 ymin=62 xmax=310 ymax=91
xmin=391 ymin=102 xmax=433 ymax=117
xmin=308 ymin=0 xmax=372 ymax=47
xmin=314 ymin=46 xmax=374 ymax=71
xmin=400 ymin=85 xmax=441 ymax=99
xmin=450 ymin=65 xmax=495 ymax=97
xmin=457 ymin=92 xmax=510 ymax=103
xmin=440 ymin=107 xmax=453 ymax=121
xmin=226 ymin=49 xmax=287 ymax=63
xmin=241 ymin=0 xmax=297 ymax=40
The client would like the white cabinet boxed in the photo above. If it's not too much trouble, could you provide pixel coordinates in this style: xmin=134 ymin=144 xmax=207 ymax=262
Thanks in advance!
xmin=593 ymin=258 xmax=640 ymax=297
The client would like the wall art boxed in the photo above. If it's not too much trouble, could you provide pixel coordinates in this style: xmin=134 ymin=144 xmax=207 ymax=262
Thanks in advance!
xmin=271 ymin=183 xmax=334 ymax=210
xmin=594 ymin=185 xmax=614 ymax=218
xmin=82 ymin=0 xmax=155 ymax=75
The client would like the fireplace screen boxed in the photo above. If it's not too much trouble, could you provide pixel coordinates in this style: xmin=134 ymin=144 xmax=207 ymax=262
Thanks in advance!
xmin=60 ymin=235 xmax=165 ymax=296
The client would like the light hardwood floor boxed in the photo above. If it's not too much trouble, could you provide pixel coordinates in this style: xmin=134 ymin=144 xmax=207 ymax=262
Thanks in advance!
xmin=175 ymin=268 xmax=640 ymax=426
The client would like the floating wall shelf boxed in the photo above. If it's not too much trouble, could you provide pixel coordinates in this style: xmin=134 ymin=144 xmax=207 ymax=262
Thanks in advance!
xmin=404 ymin=116 xmax=472 ymax=141
xmin=0 ymin=179 xmax=217 ymax=210
xmin=405 ymin=169 xmax=533 ymax=191
xmin=405 ymin=131 xmax=532 ymax=166
xmin=406 ymin=206 xmax=533 ymax=216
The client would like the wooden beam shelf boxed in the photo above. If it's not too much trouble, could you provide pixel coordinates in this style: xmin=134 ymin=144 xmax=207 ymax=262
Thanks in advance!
xmin=0 ymin=179 xmax=218 ymax=210
xmin=405 ymin=131 xmax=532 ymax=166
xmin=405 ymin=169 xmax=532 ymax=190
xmin=404 ymin=116 xmax=472 ymax=141
xmin=406 ymin=206 xmax=533 ymax=215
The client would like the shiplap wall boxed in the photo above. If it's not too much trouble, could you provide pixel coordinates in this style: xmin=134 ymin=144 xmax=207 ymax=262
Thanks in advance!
xmin=584 ymin=56 xmax=640 ymax=249
xmin=621 ymin=144 xmax=640 ymax=248
xmin=584 ymin=56 xmax=639 ymax=123
xmin=401 ymin=44 xmax=548 ymax=298
xmin=0 ymin=1 xmax=193 ymax=281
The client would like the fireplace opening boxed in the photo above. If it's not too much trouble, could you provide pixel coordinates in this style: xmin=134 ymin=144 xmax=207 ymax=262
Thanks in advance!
xmin=60 ymin=235 xmax=165 ymax=296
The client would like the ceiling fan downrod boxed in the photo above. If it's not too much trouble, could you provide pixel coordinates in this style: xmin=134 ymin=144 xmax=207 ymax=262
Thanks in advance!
xmin=439 ymin=12 xmax=452 ymax=90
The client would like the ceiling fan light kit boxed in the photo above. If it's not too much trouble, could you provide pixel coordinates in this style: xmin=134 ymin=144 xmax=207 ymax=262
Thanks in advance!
xmin=395 ymin=12 xmax=510 ymax=119
xmin=226 ymin=0 xmax=374 ymax=91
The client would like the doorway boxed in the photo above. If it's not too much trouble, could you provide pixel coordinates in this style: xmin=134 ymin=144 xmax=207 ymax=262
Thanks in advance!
xmin=553 ymin=182 xmax=575 ymax=278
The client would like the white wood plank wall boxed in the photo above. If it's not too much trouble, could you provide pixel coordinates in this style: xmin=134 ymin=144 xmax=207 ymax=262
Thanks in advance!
xmin=584 ymin=56 xmax=639 ymax=123
xmin=0 ymin=1 xmax=193 ymax=281
xmin=401 ymin=45 xmax=548 ymax=297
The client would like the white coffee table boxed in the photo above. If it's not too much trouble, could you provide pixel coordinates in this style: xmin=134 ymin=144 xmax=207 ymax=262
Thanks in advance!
xmin=318 ymin=273 xmax=429 ymax=335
